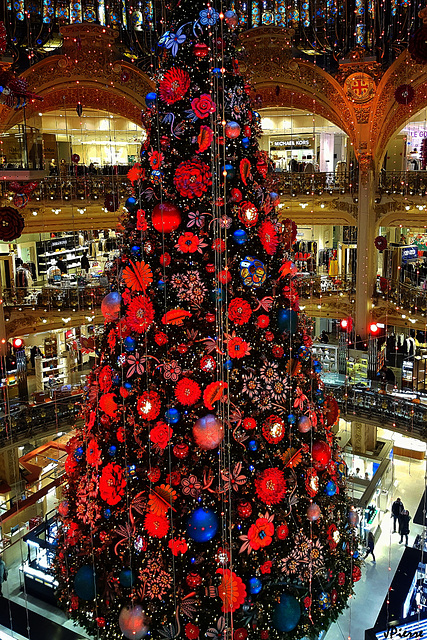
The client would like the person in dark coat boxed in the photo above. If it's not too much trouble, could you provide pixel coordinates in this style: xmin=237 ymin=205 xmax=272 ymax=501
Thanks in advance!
xmin=399 ymin=509 xmax=411 ymax=546
xmin=0 ymin=555 xmax=7 ymax=595
xmin=55 ymin=257 xmax=68 ymax=274
xmin=364 ymin=531 xmax=376 ymax=563
xmin=81 ymin=251 xmax=90 ymax=272
xmin=391 ymin=497 xmax=404 ymax=533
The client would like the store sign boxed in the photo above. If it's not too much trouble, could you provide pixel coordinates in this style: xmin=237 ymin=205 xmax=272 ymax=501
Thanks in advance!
xmin=270 ymin=138 xmax=311 ymax=149
xmin=377 ymin=624 xmax=425 ymax=638
xmin=402 ymin=245 xmax=418 ymax=263
xmin=408 ymin=131 xmax=427 ymax=138
xmin=50 ymin=238 xmax=68 ymax=251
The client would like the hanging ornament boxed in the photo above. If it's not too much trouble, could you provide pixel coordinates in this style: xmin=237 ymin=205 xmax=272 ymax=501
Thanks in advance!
xmin=318 ymin=592 xmax=331 ymax=610
xmin=187 ymin=507 xmax=218 ymax=542
xmin=394 ymin=84 xmax=415 ymax=106
xmin=277 ymin=308 xmax=298 ymax=334
xmin=121 ymin=69 xmax=131 ymax=83
xmin=74 ymin=565 xmax=96 ymax=600
xmin=233 ymin=229 xmax=248 ymax=245
xmin=145 ymin=92 xmax=157 ymax=109
xmin=12 ymin=193 xmax=29 ymax=209
xmin=152 ymin=202 xmax=182 ymax=233
xmin=240 ymin=256 xmax=266 ymax=287
xmin=225 ymin=121 xmax=241 ymax=138
xmin=312 ymin=441 xmax=332 ymax=467
xmin=0 ymin=207 xmax=25 ymax=241
xmin=193 ymin=414 xmax=224 ymax=450
xmin=297 ymin=416 xmax=312 ymax=433
xmin=71 ymin=153 xmax=80 ymax=164
xmin=119 ymin=605 xmax=150 ymax=640
xmin=194 ymin=43 xmax=209 ymax=58
xmin=271 ymin=594 xmax=301 ymax=632
xmin=307 ymin=503 xmax=321 ymax=521
xmin=374 ymin=235 xmax=387 ymax=252
xmin=104 ymin=193 xmax=120 ymax=212
xmin=101 ymin=292 xmax=121 ymax=321
xmin=76 ymin=103 xmax=83 ymax=117
xmin=282 ymin=218 xmax=297 ymax=249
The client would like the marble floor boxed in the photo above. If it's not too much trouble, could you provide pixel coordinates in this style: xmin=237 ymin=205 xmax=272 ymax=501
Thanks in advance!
xmin=324 ymin=453 xmax=427 ymax=640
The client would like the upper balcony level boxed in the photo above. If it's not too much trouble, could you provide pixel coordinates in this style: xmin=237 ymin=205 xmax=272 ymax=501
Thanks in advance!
xmin=3 ymin=0 xmax=421 ymax=74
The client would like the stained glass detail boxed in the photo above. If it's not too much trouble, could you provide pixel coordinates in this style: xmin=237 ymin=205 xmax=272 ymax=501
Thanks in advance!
xmin=13 ymin=0 xmax=24 ymax=20
xmin=70 ymin=1 xmax=82 ymax=22
xmin=251 ymin=1 xmax=260 ymax=26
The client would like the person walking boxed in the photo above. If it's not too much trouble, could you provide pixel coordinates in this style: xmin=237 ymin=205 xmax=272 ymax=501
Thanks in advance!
xmin=391 ymin=497 xmax=404 ymax=533
xmin=399 ymin=509 xmax=411 ymax=546
xmin=364 ymin=531 xmax=376 ymax=563
xmin=0 ymin=555 xmax=8 ymax=596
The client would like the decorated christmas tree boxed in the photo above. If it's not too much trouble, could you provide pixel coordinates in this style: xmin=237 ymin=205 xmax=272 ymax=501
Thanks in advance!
xmin=54 ymin=4 xmax=361 ymax=639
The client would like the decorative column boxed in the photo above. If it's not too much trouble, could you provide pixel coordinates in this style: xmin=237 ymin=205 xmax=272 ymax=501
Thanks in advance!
xmin=355 ymin=152 xmax=377 ymax=338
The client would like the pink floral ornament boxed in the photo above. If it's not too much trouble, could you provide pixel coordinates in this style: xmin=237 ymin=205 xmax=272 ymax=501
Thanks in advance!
xmin=126 ymin=353 xmax=146 ymax=378
xmin=163 ymin=360 xmax=182 ymax=381
xmin=181 ymin=475 xmax=202 ymax=497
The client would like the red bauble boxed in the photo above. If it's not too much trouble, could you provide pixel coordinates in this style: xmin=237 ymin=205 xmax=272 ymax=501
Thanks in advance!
xmin=104 ymin=194 xmax=119 ymax=212
xmin=71 ymin=153 xmax=80 ymax=163
xmin=193 ymin=414 xmax=224 ymax=450
xmin=394 ymin=84 xmax=415 ymax=106
xmin=173 ymin=443 xmax=189 ymax=459
xmin=237 ymin=501 xmax=252 ymax=518
xmin=152 ymin=202 xmax=182 ymax=233
xmin=276 ymin=523 xmax=289 ymax=540
xmin=186 ymin=572 xmax=202 ymax=587
xmin=206 ymin=313 xmax=216 ymax=323
xmin=206 ymin=263 xmax=216 ymax=273
xmin=312 ymin=440 xmax=331 ymax=466
xmin=374 ymin=235 xmax=387 ymax=252
xmin=194 ymin=43 xmax=209 ymax=58
xmin=307 ymin=503 xmax=321 ymax=521
xmin=119 ymin=605 xmax=150 ymax=640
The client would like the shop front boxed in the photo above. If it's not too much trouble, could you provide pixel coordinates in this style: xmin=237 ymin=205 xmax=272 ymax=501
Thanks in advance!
xmin=21 ymin=517 xmax=58 ymax=606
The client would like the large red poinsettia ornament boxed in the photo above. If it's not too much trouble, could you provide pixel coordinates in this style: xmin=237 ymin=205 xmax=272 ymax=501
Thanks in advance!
xmin=394 ymin=84 xmax=415 ymax=105
xmin=0 ymin=207 xmax=25 ymax=241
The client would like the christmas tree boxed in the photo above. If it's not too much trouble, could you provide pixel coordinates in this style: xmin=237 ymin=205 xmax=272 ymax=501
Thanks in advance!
xmin=54 ymin=4 xmax=361 ymax=639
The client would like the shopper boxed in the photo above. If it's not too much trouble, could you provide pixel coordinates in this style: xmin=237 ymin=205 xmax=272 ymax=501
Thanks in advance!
xmin=55 ymin=257 xmax=68 ymax=275
xmin=391 ymin=497 xmax=404 ymax=533
xmin=364 ymin=531 xmax=376 ymax=563
xmin=81 ymin=250 xmax=90 ymax=272
xmin=399 ymin=509 xmax=411 ymax=546
xmin=319 ymin=330 xmax=329 ymax=344
xmin=0 ymin=555 xmax=8 ymax=596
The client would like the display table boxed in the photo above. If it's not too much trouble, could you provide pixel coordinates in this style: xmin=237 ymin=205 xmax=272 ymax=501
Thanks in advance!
xmin=19 ymin=563 xmax=58 ymax=606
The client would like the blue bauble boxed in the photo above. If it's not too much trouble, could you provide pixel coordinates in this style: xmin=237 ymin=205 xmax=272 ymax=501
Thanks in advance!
xmin=312 ymin=359 xmax=322 ymax=373
xmin=318 ymin=591 xmax=331 ymax=610
xmin=241 ymin=137 xmax=250 ymax=149
xmin=74 ymin=446 xmax=83 ymax=460
xmin=270 ymin=191 xmax=279 ymax=205
xmin=158 ymin=279 xmax=165 ymax=291
xmin=119 ymin=569 xmax=135 ymax=588
xmin=325 ymin=480 xmax=337 ymax=496
xmin=277 ymin=308 xmax=298 ymax=334
xmin=187 ymin=508 xmax=218 ymax=543
xmin=315 ymin=390 xmax=325 ymax=405
xmin=74 ymin=565 xmax=96 ymax=600
xmin=222 ymin=164 xmax=235 ymax=179
xmin=101 ymin=291 xmax=121 ymax=321
xmin=248 ymin=440 xmax=258 ymax=452
xmin=108 ymin=446 xmax=117 ymax=457
xmin=124 ymin=381 xmax=132 ymax=390
xmin=224 ymin=359 xmax=233 ymax=370
xmin=104 ymin=508 xmax=111 ymax=518
xmin=212 ymin=67 xmax=223 ymax=76
xmin=131 ymin=246 xmax=140 ymax=255
xmin=288 ymin=414 xmax=296 ymax=424
xmin=145 ymin=92 xmax=157 ymax=109
xmin=124 ymin=336 xmax=136 ymax=352
xmin=271 ymin=593 xmax=301 ymax=632
xmin=165 ymin=408 xmax=180 ymax=424
xmin=125 ymin=196 xmax=138 ymax=213
xmin=248 ymin=577 xmax=262 ymax=594
xmin=233 ymin=229 xmax=248 ymax=245
xmin=353 ymin=550 xmax=359 ymax=559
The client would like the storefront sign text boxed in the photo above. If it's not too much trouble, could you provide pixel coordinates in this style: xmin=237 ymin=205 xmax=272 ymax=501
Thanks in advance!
xmin=401 ymin=245 xmax=418 ymax=263
xmin=384 ymin=627 xmax=423 ymax=638
xmin=270 ymin=139 xmax=311 ymax=149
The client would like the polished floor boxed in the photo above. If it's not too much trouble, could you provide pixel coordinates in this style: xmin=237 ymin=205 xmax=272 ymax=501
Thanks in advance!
xmin=0 ymin=449 xmax=425 ymax=639
xmin=325 ymin=451 xmax=427 ymax=639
